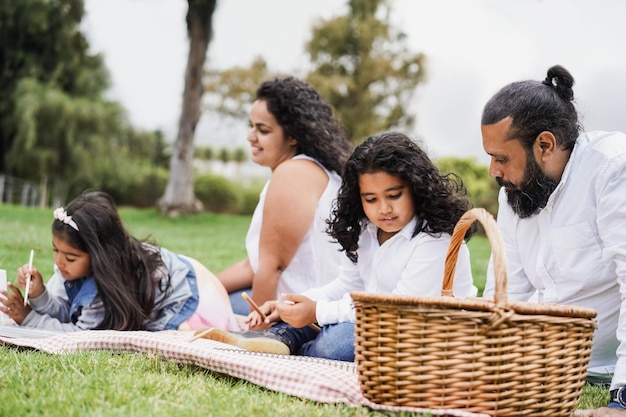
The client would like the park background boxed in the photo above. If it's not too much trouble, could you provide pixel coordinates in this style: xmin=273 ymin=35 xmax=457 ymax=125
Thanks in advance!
xmin=0 ymin=1 xmax=622 ymax=414
xmin=2 ymin=0 xmax=626 ymax=215
xmin=85 ymin=0 xmax=626 ymax=165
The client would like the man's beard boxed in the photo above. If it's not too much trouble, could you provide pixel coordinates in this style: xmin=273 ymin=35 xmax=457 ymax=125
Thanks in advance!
xmin=497 ymin=155 xmax=559 ymax=219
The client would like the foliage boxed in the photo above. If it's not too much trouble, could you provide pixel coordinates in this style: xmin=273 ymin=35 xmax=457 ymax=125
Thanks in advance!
xmin=99 ymin=163 xmax=169 ymax=208
xmin=196 ymin=146 xmax=215 ymax=160
xmin=202 ymin=0 xmax=426 ymax=145
xmin=0 ymin=0 xmax=168 ymax=206
xmin=218 ymin=147 xmax=230 ymax=163
xmin=0 ymin=0 xmax=109 ymax=101
xmin=232 ymin=147 xmax=247 ymax=163
xmin=0 ymin=0 xmax=109 ymax=173
xmin=435 ymin=156 xmax=500 ymax=216
xmin=194 ymin=173 xmax=263 ymax=215
xmin=195 ymin=145 xmax=248 ymax=164
xmin=203 ymin=57 xmax=276 ymax=120
xmin=7 ymin=77 xmax=169 ymax=205
xmin=305 ymin=0 xmax=426 ymax=143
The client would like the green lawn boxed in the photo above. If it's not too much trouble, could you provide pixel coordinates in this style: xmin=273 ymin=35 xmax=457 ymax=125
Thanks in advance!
xmin=0 ymin=204 xmax=250 ymax=281
xmin=0 ymin=204 xmax=609 ymax=416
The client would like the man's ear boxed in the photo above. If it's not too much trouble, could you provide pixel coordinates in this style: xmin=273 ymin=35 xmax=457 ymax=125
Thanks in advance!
xmin=535 ymin=131 xmax=557 ymax=162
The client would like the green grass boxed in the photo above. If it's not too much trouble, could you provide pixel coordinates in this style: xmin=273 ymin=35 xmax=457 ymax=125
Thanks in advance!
xmin=0 ymin=204 xmax=609 ymax=416
xmin=0 ymin=204 xmax=249 ymax=281
xmin=467 ymin=234 xmax=489 ymax=296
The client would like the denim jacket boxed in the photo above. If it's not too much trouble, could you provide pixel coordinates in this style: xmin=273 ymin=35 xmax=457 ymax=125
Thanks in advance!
xmin=22 ymin=246 xmax=198 ymax=332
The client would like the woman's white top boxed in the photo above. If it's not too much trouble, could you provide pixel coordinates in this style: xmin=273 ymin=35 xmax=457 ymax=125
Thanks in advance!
xmin=246 ymin=154 xmax=343 ymax=298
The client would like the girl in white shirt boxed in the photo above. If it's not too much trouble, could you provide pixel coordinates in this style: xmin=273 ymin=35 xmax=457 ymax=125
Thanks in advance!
xmin=199 ymin=131 xmax=476 ymax=360
xmin=216 ymin=77 xmax=352 ymax=315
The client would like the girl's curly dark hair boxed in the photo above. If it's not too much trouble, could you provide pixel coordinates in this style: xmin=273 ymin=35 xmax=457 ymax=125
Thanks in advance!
xmin=327 ymin=131 xmax=473 ymax=263
xmin=256 ymin=76 xmax=353 ymax=174
xmin=52 ymin=190 xmax=167 ymax=330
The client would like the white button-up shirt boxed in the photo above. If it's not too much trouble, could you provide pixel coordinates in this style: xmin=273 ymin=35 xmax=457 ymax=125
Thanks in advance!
xmin=304 ymin=216 xmax=476 ymax=325
xmin=483 ymin=131 xmax=626 ymax=389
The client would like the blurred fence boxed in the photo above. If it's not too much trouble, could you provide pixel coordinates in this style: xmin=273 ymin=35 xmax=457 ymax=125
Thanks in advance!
xmin=0 ymin=175 xmax=39 ymax=207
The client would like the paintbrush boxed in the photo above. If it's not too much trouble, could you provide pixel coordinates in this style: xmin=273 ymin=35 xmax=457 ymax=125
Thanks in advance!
xmin=241 ymin=291 xmax=267 ymax=321
xmin=188 ymin=328 xmax=213 ymax=342
xmin=23 ymin=249 xmax=34 ymax=306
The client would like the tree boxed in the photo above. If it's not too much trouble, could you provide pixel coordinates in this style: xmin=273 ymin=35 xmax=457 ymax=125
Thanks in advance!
xmin=8 ymin=77 xmax=128 ymax=205
xmin=202 ymin=0 xmax=426 ymax=146
xmin=305 ymin=0 xmax=426 ymax=143
xmin=0 ymin=0 xmax=109 ymax=174
xmin=203 ymin=57 xmax=276 ymax=120
xmin=0 ymin=0 xmax=139 ymax=205
xmin=158 ymin=0 xmax=217 ymax=216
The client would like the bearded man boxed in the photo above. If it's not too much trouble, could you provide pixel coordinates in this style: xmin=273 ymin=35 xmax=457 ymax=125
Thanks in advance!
xmin=481 ymin=65 xmax=626 ymax=417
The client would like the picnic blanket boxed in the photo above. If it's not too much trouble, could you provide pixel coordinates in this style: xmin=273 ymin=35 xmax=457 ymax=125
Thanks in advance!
xmin=0 ymin=328 xmax=488 ymax=417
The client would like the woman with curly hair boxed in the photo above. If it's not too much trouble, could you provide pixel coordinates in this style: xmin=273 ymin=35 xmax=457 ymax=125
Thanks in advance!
xmin=201 ymin=131 xmax=476 ymax=360
xmin=217 ymin=76 xmax=353 ymax=316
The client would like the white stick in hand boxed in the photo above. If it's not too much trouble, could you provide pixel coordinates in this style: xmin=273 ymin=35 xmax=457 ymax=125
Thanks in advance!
xmin=23 ymin=249 xmax=34 ymax=306
xmin=242 ymin=291 xmax=267 ymax=321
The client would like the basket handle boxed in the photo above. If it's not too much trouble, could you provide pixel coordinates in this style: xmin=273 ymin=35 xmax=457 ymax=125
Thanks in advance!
xmin=441 ymin=208 xmax=508 ymax=305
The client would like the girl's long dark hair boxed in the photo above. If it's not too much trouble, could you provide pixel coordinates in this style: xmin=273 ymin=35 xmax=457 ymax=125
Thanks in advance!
xmin=52 ymin=191 xmax=168 ymax=330
xmin=327 ymin=131 xmax=473 ymax=263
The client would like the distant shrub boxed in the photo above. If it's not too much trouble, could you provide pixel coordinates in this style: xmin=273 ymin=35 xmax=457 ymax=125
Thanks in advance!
xmin=61 ymin=167 xmax=263 ymax=213
xmin=435 ymin=156 xmax=499 ymax=216
xmin=236 ymin=178 xmax=266 ymax=215
xmin=194 ymin=173 xmax=263 ymax=215
xmin=118 ymin=169 xmax=168 ymax=208
xmin=98 ymin=163 xmax=168 ymax=208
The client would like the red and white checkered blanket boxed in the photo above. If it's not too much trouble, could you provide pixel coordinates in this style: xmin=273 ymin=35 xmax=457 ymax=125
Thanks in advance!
xmin=0 ymin=329 xmax=488 ymax=417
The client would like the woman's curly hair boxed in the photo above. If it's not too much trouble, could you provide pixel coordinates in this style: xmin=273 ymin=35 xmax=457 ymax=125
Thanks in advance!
xmin=327 ymin=131 xmax=473 ymax=263
xmin=256 ymin=76 xmax=353 ymax=174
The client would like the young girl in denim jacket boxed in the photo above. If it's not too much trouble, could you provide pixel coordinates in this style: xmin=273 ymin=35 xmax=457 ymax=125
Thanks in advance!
xmin=0 ymin=191 xmax=240 ymax=332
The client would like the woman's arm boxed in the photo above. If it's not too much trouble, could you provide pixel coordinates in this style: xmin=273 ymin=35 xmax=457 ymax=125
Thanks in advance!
xmin=250 ymin=158 xmax=328 ymax=305
xmin=217 ymin=257 xmax=254 ymax=293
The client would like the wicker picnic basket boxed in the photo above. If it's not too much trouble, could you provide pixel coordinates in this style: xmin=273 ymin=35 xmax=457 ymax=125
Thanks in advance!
xmin=351 ymin=208 xmax=597 ymax=417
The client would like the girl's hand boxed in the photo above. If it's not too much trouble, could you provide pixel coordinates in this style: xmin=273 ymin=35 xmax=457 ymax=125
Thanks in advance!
xmin=276 ymin=293 xmax=317 ymax=328
xmin=246 ymin=300 xmax=279 ymax=330
xmin=0 ymin=282 xmax=32 ymax=324
xmin=16 ymin=264 xmax=45 ymax=300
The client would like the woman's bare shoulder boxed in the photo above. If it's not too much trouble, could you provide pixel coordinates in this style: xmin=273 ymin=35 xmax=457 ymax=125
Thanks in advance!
xmin=272 ymin=157 xmax=328 ymax=185
xmin=267 ymin=158 xmax=329 ymax=202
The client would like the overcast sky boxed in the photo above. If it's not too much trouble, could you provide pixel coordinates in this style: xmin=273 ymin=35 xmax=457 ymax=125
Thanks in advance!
xmin=82 ymin=0 xmax=626 ymax=165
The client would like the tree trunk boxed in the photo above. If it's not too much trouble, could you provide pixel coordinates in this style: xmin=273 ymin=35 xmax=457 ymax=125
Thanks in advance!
xmin=39 ymin=174 xmax=48 ymax=208
xmin=158 ymin=0 xmax=217 ymax=216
